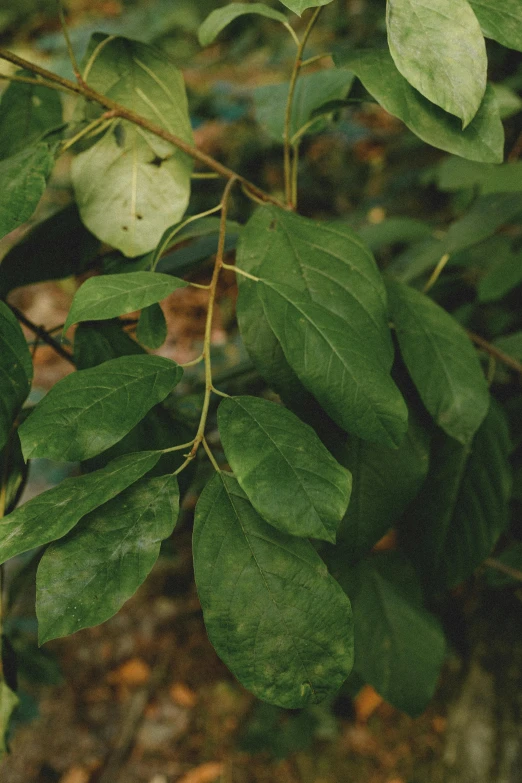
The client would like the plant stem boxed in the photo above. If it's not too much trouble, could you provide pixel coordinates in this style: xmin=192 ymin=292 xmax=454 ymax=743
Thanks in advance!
xmin=423 ymin=253 xmax=450 ymax=293
xmin=468 ymin=330 xmax=522 ymax=377
xmin=202 ymin=438 xmax=220 ymax=472
xmin=56 ymin=0 xmax=81 ymax=80
xmin=221 ymin=263 xmax=259 ymax=281
xmin=174 ymin=178 xmax=237 ymax=475
xmin=0 ymin=72 xmax=71 ymax=95
xmin=151 ymin=204 xmax=223 ymax=271
xmin=0 ymin=46 xmax=286 ymax=210
xmin=6 ymin=303 xmax=76 ymax=366
xmin=485 ymin=557 xmax=522 ymax=584
xmin=283 ymin=6 xmax=323 ymax=207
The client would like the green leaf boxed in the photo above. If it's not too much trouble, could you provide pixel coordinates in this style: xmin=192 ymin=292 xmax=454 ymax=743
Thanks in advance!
xmin=492 ymin=84 xmax=522 ymax=120
xmin=334 ymin=552 xmax=446 ymax=716
xmin=478 ymin=249 xmax=522 ymax=303
xmin=36 ymin=474 xmax=180 ymax=644
xmin=0 ymin=73 xmax=63 ymax=160
xmin=193 ymin=472 xmax=353 ymax=707
xmin=335 ymin=49 xmax=503 ymax=163
xmin=198 ymin=3 xmax=288 ymax=46
xmin=336 ymin=413 xmax=430 ymax=563
xmin=0 ymin=681 xmax=18 ymax=758
xmin=19 ymin=355 xmax=183 ymax=462
xmin=0 ymin=205 xmax=99 ymax=297
xmin=386 ymin=0 xmax=487 ymax=127
xmin=237 ymin=206 xmax=408 ymax=446
xmin=484 ymin=544 xmax=522 ymax=588
xmin=218 ymin=395 xmax=352 ymax=542
xmin=74 ymin=319 xmax=145 ymax=370
xmin=63 ymin=271 xmax=187 ymax=331
xmin=254 ymin=70 xmax=355 ymax=142
xmin=387 ymin=279 xmax=489 ymax=444
xmin=137 ymin=303 xmax=167 ymax=349
xmin=0 ymin=450 xmax=161 ymax=565
xmin=435 ymin=157 xmax=522 ymax=194
xmin=0 ymin=302 xmax=33 ymax=451
xmin=494 ymin=331 xmax=522 ymax=362
xmin=468 ymin=0 xmax=522 ymax=53
xmin=0 ymin=142 xmax=55 ymax=240
xmin=72 ymin=35 xmax=193 ymax=257
xmin=278 ymin=0 xmax=334 ymax=15
xmin=400 ymin=401 xmax=512 ymax=594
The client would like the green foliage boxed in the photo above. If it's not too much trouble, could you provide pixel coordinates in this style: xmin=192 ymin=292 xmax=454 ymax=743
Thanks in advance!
xmin=386 ymin=0 xmax=487 ymax=127
xmin=193 ymin=472 xmax=353 ymax=708
xmin=36 ymin=474 xmax=180 ymax=644
xmin=19 ymin=356 xmax=183 ymax=461
xmin=0 ymin=0 xmax=520 ymax=749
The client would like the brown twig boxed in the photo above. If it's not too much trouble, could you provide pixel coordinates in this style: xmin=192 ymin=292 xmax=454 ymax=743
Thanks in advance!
xmin=0 ymin=47 xmax=285 ymax=210
xmin=6 ymin=303 xmax=76 ymax=366
xmin=467 ymin=330 xmax=522 ymax=377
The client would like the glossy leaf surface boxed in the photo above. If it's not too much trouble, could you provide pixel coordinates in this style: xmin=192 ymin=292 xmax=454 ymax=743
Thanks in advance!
xmin=64 ymin=271 xmax=186 ymax=331
xmin=72 ymin=35 xmax=193 ymax=256
xmin=0 ymin=451 xmax=160 ymax=565
xmin=218 ymin=396 xmax=352 ymax=542
xmin=237 ymin=206 xmax=407 ymax=446
xmin=335 ymin=49 xmax=503 ymax=163
xmin=401 ymin=402 xmax=512 ymax=594
xmin=254 ymin=70 xmax=354 ymax=142
xmin=387 ymin=279 xmax=489 ymax=444
xmin=193 ymin=473 xmax=353 ymax=708
xmin=0 ymin=302 xmax=33 ymax=451
xmin=387 ymin=0 xmax=487 ymax=127
xmin=335 ymin=552 xmax=446 ymax=716
xmin=19 ymin=355 xmax=182 ymax=461
xmin=37 ymin=474 xmax=180 ymax=643
xmin=336 ymin=413 xmax=430 ymax=563
xmin=0 ymin=143 xmax=55 ymax=240
xmin=469 ymin=0 xmax=522 ymax=52
xmin=199 ymin=3 xmax=287 ymax=46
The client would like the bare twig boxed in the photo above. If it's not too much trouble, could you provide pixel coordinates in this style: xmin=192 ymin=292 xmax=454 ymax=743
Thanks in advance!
xmin=468 ymin=330 xmax=522 ymax=377
xmin=6 ymin=303 xmax=76 ymax=366
xmin=485 ymin=557 xmax=522 ymax=584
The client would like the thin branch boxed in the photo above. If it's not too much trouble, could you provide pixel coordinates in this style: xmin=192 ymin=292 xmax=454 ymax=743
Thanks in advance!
xmin=0 ymin=72 xmax=72 ymax=95
xmin=56 ymin=0 xmax=81 ymax=80
xmin=6 ymin=303 xmax=76 ymax=366
xmin=283 ymin=6 xmax=323 ymax=207
xmin=468 ymin=330 xmax=522 ymax=377
xmin=423 ymin=253 xmax=450 ymax=293
xmin=485 ymin=557 xmax=522 ymax=584
xmin=0 ymin=46 xmax=286 ymax=210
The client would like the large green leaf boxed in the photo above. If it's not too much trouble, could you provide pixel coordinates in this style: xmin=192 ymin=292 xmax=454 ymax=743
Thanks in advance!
xmin=334 ymin=552 xmax=446 ymax=716
xmin=357 ymin=217 xmax=433 ymax=252
xmin=74 ymin=319 xmax=145 ymax=370
xmin=72 ymin=35 xmax=193 ymax=257
xmin=193 ymin=472 xmax=353 ymax=707
xmin=400 ymin=401 xmax=512 ymax=594
xmin=336 ymin=413 xmax=430 ymax=563
xmin=386 ymin=0 xmax=487 ymax=127
xmin=0 ymin=302 xmax=33 ymax=452
xmin=0 ymin=74 xmax=63 ymax=160
xmin=0 ymin=450 xmax=160 ymax=565
xmin=236 ymin=206 xmax=407 ymax=446
xmin=387 ymin=279 xmax=489 ymax=444
xmin=63 ymin=271 xmax=187 ymax=331
xmin=198 ymin=3 xmax=288 ymax=46
xmin=0 ymin=434 xmax=27 ymax=516
xmin=278 ymin=0 xmax=334 ymax=14
xmin=218 ymin=395 xmax=351 ymax=542
xmin=0 ymin=142 xmax=55 ymax=240
xmin=0 ymin=681 xmax=18 ymax=758
xmin=254 ymin=70 xmax=355 ymax=143
xmin=19 ymin=355 xmax=183 ymax=462
xmin=0 ymin=205 xmax=99 ymax=297
xmin=478 ymin=249 xmax=522 ymax=303
xmin=334 ymin=49 xmax=503 ymax=163
xmin=468 ymin=0 xmax=522 ymax=53
xmin=36 ymin=474 xmax=180 ymax=644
